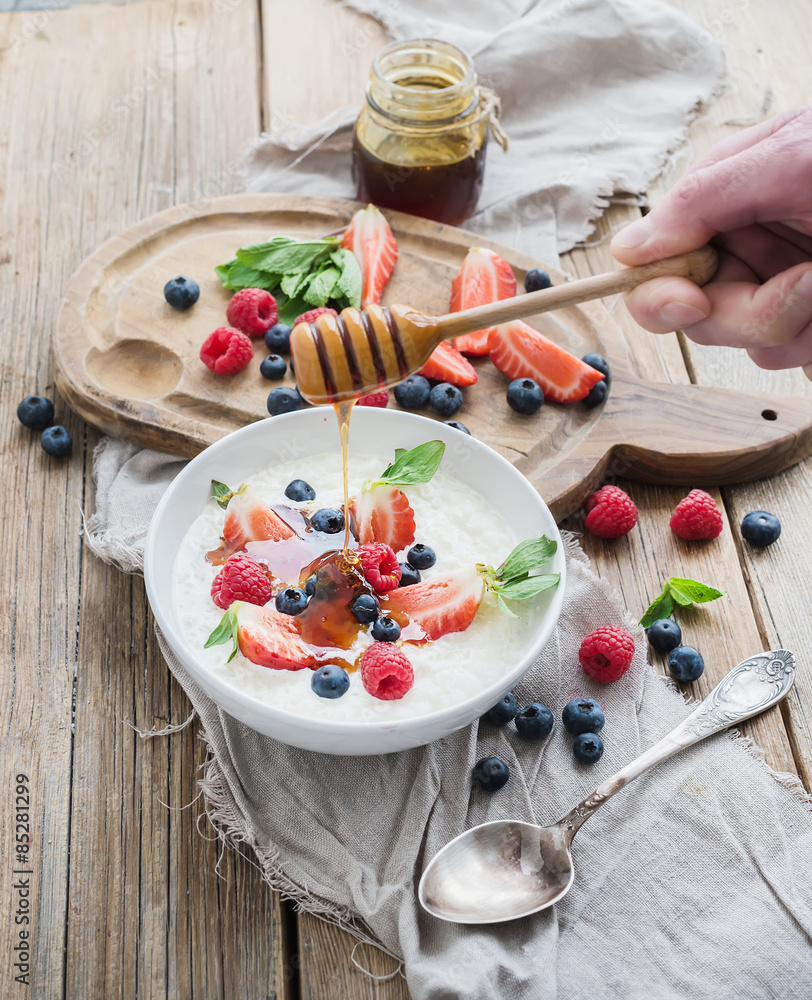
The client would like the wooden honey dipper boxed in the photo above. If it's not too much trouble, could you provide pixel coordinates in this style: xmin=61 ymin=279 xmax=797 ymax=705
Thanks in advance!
xmin=290 ymin=245 xmax=718 ymax=405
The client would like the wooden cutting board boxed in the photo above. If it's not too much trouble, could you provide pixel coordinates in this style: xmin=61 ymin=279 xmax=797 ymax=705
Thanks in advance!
xmin=54 ymin=194 xmax=812 ymax=520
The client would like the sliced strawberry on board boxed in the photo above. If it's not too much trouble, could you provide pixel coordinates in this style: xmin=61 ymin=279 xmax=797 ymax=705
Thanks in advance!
xmin=449 ymin=247 xmax=517 ymax=356
xmin=386 ymin=567 xmax=485 ymax=641
xmin=418 ymin=340 xmax=478 ymax=387
xmin=352 ymin=483 xmax=416 ymax=553
xmin=488 ymin=321 xmax=605 ymax=404
xmin=205 ymin=602 xmax=314 ymax=671
xmin=341 ymin=204 xmax=398 ymax=308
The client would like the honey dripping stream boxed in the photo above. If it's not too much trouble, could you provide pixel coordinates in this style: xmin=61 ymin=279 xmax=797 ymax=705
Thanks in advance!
xmin=335 ymin=399 xmax=357 ymax=564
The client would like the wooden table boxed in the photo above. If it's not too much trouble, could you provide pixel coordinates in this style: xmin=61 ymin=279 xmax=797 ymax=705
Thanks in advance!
xmin=1 ymin=1 xmax=810 ymax=997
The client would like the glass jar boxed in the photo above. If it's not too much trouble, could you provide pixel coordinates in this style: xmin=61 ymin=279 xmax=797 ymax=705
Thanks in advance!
xmin=352 ymin=38 xmax=493 ymax=227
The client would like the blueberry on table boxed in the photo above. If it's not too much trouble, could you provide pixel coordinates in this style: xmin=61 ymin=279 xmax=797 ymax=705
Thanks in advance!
xmin=581 ymin=352 xmax=611 ymax=381
xmin=506 ymin=378 xmax=544 ymax=415
xmin=515 ymin=703 xmax=554 ymax=741
xmin=524 ymin=268 xmax=552 ymax=293
xmin=163 ymin=275 xmax=200 ymax=310
xmin=583 ymin=380 xmax=609 ymax=409
xmin=40 ymin=425 xmax=72 ymax=457
xmin=646 ymin=618 xmax=682 ymax=654
xmin=573 ymin=733 xmax=604 ymax=765
xmin=668 ymin=645 xmax=705 ymax=683
xmin=394 ymin=375 xmax=431 ymax=409
xmin=260 ymin=354 xmax=287 ymax=380
xmin=265 ymin=323 xmax=292 ymax=353
xmin=484 ymin=691 xmax=518 ymax=726
xmin=473 ymin=756 xmax=510 ymax=792
xmin=398 ymin=563 xmax=421 ymax=587
xmin=429 ymin=382 xmax=463 ymax=418
xmin=311 ymin=507 xmax=345 ymax=534
xmin=371 ymin=617 xmax=401 ymax=642
xmin=275 ymin=587 xmax=309 ymax=616
xmin=443 ymin=420 xmax=471 ymax=434
xmin=311 ymin=664 xmax=350 ymax=699
xmin=267 ymin=386 xmax=303 ymax=416
xmin=740 ymin=510 xmax=781 ymax=548
xmin=407 ymin=543 xmax=436 ymax=570
xmin=562 ymin=698 xmax=605 ymax=735
xmin=285 ymin=479 xmax=316 ymax=502
xmin=17 ymin=395 xmax=54 ymax=430
xmin=352 ymin=593 xmax=380 ymax=623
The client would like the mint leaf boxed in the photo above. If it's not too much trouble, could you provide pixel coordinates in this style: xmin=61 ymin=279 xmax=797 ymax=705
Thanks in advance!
xmin=497 ymin=537 xmax=557 ymax=583
xmin=303 ymin=265 xmax=341 ymax=307
xmin=235 ymin=236 xmax=337 ymax=274
xmin=496 ymin=594 xmax=519 ymax=619
xmin=668 ymin=577 xmax=726 ymax=603
xmin=668 ymin=582 xmax=694 ymax=607
xmin=373 ymin=441 xmax=445 ymax=488
xmin=331 ymin=248 xmax=362 ymax=308
xmin=277 ymin=292 xmax=313 ymax=327
xmin=211 ymin=480 xmax=233 ymax=510
xmin=494 ymin=575 xmax=560 ymax=601
xmin=215 ymin=259 xmax=272 ymax=291
xmin=639 ymin=584 xmax=675 ymax=628
xmin=280 ymin=270 xmax=310 ymax=298
xmin=204 ymin=605 xmax=240 ymax=661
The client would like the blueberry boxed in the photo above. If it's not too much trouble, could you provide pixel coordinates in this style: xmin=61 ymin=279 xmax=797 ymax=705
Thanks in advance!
xmin=581 ymin=353 xmax=611 ymax=381
xmin=371 ymin=617 xmax=401 ymax=642
xmin=394 ymin=375 xmax=431 ymax=409
xmin=311 ymin=664 xmax=350 ymax=699
xmin=265 ymin=323 xmax=292 ymax=353
xmin=267 ymin=386 xmax=304 ymax=416
xmin=260 ymin=354 xmax=287 ymax=380
xmin=352 ymin=593 xmax=380 ymax=623
xmin=472 ymin=756 xmax=510 ymax=792
xmin=583 ymin=380 xmax=608 ymax=409
xmin=443 ymin=420 xmax=471 ymax=434
xmin=429 ymin=382 xmax=463 ymax=418
xmin=562 ymin=698 xmax=605 ymax=735
xmin=515 ymin=703 xmax=554 ymax=741
xmin=275 ymin=587 xmax=309 ymax=616
xmin=741 ymin=510 xmax=781 ymax=548
xmin=17 ymin=395 xmax=54 ymax=430
xmin=311 ymin=507 xmax=345 ymax=534
xmin=668 ymin=645 xmax=705 ymax=683
xmin=506 ymin=378 xmax=544 ymax=415
xmin=573 ymin=733 xmax=604 ymax=765
xmin=407 ymin=543 xmax=436 ymax=570
xmin=398 ymin=563 xmax=421 ymax=587
xmin=484 ymin=691 xmax=518 ymax=726
xmin=40 ymin=426 xmax=72 ymax=457
xmin=304 ymin=574 xmax=317 ymax=597
xmin=163 ymin=275 xmax=200 ymax=310
xmin=285 ymin=479 xmax=316 ymax=502
xmin=646 ymin=618 xmax=682 ymax=654
xmin=524 ymin=268 xmax=552 ymax=293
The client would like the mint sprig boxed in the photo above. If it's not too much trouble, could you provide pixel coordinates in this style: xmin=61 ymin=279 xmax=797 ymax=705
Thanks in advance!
xmin=479 ymin=536 xmax=560 ymax=615
xmin=211 ymin=479 xmax=245 ymax=510
xmin=366 ymin=441 xmax=446 ymax=490
xmin=205 ymin=605 xmax=240 ymax=661
xmin=639 ymin=576 xmax=725 ymax=628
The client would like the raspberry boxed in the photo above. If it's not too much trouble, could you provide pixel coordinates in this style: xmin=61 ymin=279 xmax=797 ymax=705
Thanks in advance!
xmin=357 ymin=389 xmax=389 ymax=408
xmin=200 ymin=327 xmax=254 ymax=374
xmin=670 ymin=489 xmax=723 ymax=541
xmin=584 ymin=485 xmax=637 ymax=538
xmin=211 ymin=553 xmax=272 ymax=609
xmin=359 ymin=642 xmax=414 ymax=700
xmin=357 ymin=542 xmax=402 ymax=592
xmin=292 ymin=307 xmax=337 ymax=327
xmin=226 ymin=288 xmax=279 ymax=337
xmin=579 ymin=626 xmax=635 ymax=683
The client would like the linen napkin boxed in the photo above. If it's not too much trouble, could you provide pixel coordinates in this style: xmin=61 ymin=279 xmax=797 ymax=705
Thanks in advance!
xmin=85 ymin=439 xmax=812 ymax=999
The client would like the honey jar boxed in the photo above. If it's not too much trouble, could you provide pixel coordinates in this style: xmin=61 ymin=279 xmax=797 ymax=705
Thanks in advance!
xmin=352 ymin=38 xmax=506 ymax=227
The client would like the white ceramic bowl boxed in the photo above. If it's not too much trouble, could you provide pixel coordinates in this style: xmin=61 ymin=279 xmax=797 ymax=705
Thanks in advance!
xmin=144 ymin=408 xmax=566 ymax=755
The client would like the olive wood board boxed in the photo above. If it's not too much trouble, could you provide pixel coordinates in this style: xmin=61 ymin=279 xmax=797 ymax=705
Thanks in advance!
xmin=54 ymin=194 xmax=812 ymax=521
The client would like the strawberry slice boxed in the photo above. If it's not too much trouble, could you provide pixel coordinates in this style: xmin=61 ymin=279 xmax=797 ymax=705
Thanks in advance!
xmin=450 ymin=248 xmax=517 ymax=356
xmin=488 ymin=321 xmax=605 ymax=404
xmin=341 ymin=204 xmax=398 ymax=308
xmin=386 ymin=568 xmax=485 ymax=641
xmin=352 ymin=483 xmax=416 ymax=553
xmin=418 ymin=340 xmax=477 ymax=387
xmin=206 ymin=603 xmax=313 ymax=671
xmin=209 ymin=486 xmax=294 ymax=564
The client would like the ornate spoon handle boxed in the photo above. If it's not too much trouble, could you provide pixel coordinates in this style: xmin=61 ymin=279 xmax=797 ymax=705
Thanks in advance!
xmin=557 ymin=649 xmax=796 ymax=841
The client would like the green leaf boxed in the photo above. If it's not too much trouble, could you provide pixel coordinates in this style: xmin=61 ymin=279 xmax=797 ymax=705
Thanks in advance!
xmin=373 ymin=440 xmax=446 ymax=488
xmin=497 ymin=536 xmax=557 ymax=583
xmin=211 ymin=480 xmax=233 ymax=510
xmin=303 ymin=265 xmax=341 ymax=307
xmin=667 ymin=577 xmax=726 ymax=603
xmin=639 ymin=584 xmax=675 ymax=628
xmin=279 ymin=270 xmax=310 ymax=298
xmin=277 ymin=293 xmax=313 ymax=327
xmin=494 ymin=575 xmax=560 ymax=601
xmin=236 ymin=236 xmax=336 ymax=274
xmin=496 ymin=594 xmax=519 ymax=618
xmin=393 ymin=448 xmax=408 ymax=462
xmin=331 ymin=248 xmax=362 ymax=308
xmin=215 ymin=259 xmax=272 ymax=291
xmin=204 ymin=605 xmax=240 ymax=662
xmin=668 ymin=582 xmax=694 ymax=607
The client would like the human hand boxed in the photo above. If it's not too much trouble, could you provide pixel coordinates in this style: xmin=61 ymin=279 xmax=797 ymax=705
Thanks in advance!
xmin=610 ymin=106 xmax=812 ymax=381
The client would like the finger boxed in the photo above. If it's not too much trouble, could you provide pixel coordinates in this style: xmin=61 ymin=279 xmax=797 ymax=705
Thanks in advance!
xmin=683 ymin=108 xmax=807 ymax=174
xmin=747 ymin=320 xmax=812 ymax=370
xmin=712 ymin=225 xmax=812 ymax=281
xmin=804 ymin=363 xmax=812 ymax=382
xmin=622 ymin=277 xmax=711 ymax=334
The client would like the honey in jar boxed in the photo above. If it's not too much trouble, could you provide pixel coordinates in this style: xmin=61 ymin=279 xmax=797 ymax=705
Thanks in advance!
xmin=352 ymin=38 xmax=501 ymax=227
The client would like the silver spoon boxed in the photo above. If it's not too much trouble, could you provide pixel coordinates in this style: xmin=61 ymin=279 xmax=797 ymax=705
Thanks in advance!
xmin=419 ymin=649 xmax=796 ymax=924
